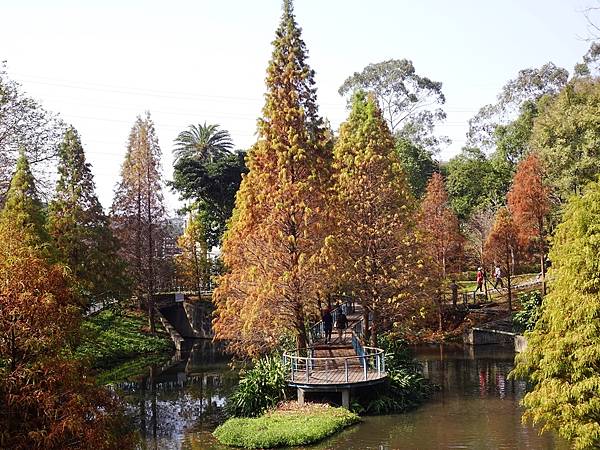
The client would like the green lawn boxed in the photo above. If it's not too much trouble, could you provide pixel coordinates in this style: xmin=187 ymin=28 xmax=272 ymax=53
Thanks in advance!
xmin=213 ymin=403 xmax=359 ymax=449
xmin=76 ymin=308 xmax=172 ymax=370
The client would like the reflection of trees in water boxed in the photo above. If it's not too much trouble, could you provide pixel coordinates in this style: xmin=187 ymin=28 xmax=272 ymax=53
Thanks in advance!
xmin=113 ymin=340 xmax=237 ymax=450
xmin=417 ymin=344 xmax=527 ymax=400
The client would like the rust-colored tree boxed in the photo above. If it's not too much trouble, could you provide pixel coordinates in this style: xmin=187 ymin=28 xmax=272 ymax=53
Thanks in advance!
xmin=418 ymin=172 xmax=463 ymax=329
xmin=111 ymin=113 xmax=166 ymax=332
xmin=331 ymin=92 xmax=432 ymax=346
xmin=0 ymin=153 xmax=135 ymax=450
xmin=213 ymin=0 xmax=332 ymax=356
xmin=419 ymin=173 xmax=463 ymax=278
xmin=507 ymin=152 xmax=551 ymax=295
xmin=485 ymin=207 xmax=519 ymax=311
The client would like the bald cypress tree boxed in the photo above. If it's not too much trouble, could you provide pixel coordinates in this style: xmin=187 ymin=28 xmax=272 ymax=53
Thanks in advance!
xmin=48 ymin=127 xmax=128 ymax=307
xmin=0 ymin=149 xmax=48 ymax=248
xmin=111 ymin=113 xmax=166 ymax=332
xmin=214 ymin=0 xmax=332 ymax=355
xmin=331 ymin=92 xmax=429 ymax=346
xmin=512 ymin=180 xmax=600 ymax=450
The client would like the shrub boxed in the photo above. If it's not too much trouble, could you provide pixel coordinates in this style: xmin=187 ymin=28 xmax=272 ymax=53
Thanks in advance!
xmin=214 ymin=403 xmax=359 ymax=448
xmin=512 ymin=291 xmax=543 ymax=333
xmin=358 ymin=334 xmax=434 ymax=415
xmin=226 ymin=355 xmax=289 ymax=417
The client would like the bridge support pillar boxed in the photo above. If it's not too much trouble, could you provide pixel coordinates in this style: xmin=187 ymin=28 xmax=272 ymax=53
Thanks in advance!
xmin=341 ymin=389 xmax=350 ymax=409
xmin=297 ymin=388 xmax=305 ymax=406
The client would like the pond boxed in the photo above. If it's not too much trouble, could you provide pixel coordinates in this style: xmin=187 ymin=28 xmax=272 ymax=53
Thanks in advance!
xmin=113 ymin=341 xmax=567 ymax=449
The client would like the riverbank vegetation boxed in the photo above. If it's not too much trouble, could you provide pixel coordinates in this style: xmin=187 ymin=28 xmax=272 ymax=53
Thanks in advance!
xmin=76 ymin=308 xmax=172 ymax=370
xmin=2 ymin=1 xmax=600 ymax=448
xmin=214 ymin=403 xmax=359 ymax=449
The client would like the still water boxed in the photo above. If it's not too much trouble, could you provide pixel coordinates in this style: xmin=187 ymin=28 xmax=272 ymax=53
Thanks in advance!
xmin=114 ymin=342 xmax=567 ymax=450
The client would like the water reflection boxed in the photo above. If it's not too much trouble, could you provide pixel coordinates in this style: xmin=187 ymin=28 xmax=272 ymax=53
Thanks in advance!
xmin=116 ymin=342 xmax=568 ymax=450
xmin=113 ymin=340 xmax=236 ymax=450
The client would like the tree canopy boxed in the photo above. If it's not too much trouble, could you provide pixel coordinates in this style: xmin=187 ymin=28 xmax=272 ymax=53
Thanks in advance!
xmin=533 ymin=78 xmax=600 ymax=200
xmin=513 ymin=179 xmax=600 ymax=450
xmin=171 ymin=150 xmax=247 ymax=248
xmin=331 ymin=92 xmax=429 ymax=345
xmin=339 ymin=59 xmax=446 ymax=149
xmin=0 ymin=62 xmax=64 ymax=199
xmin=173 ymin=122 xmax=234 ymax=163
xmin=213 ymin=0 xmax=332 ymax=355
xmin=48 ymin=127 xmax=128 ymax=306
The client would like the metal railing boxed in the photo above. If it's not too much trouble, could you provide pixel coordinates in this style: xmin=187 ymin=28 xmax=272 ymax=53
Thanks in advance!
xmin=309 ymin=298 xmax=355 ymax=344
xmin=282 ymin=346 xmax=386 ymax=385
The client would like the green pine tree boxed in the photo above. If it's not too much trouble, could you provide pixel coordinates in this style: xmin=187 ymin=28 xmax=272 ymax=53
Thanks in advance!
xmin=48 ymin=127 xmax=129 ymax=307
xmin=0 ymin=149 xmax=49 ymax=247
xmin=512 ymin=179 xmax=600 ymax=450
xmin=213 ymin=0 xmax=332 ymax=355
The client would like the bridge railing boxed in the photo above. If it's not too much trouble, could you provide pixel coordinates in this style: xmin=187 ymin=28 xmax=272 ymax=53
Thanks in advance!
xmin=282 ymin=346 xmax=386 ymax=385
xmin=309 ymin=298 xmax=355 ymax=344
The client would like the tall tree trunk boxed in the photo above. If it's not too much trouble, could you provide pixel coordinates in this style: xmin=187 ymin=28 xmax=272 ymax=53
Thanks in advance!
xmin=506 ymin=251 xmax=512 ymax=312
xmin=192 ymin=243 xmax=202 ymax=298
xmin=294 ymin=302 xmax=308 ymax=352
xmin=136 ymin=183 xmax=142 ymax=309
xmin=436 ymin=290 xmax=443 ymax=332
xmin=147 ymin=165 xmax=156 ymax=333
xmin=362 ymin=303 xmax=370 ymax=343
xmin=370 ymin=309 xmax=379 ymax=347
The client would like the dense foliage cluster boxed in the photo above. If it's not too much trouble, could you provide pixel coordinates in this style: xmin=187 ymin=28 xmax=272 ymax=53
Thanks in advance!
xmin=513 ymin=180 xmax=600 ymax=449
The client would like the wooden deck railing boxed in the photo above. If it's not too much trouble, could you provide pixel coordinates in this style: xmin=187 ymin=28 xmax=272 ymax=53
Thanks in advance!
xmin=282 ymin=346 xmax=386 ymax=385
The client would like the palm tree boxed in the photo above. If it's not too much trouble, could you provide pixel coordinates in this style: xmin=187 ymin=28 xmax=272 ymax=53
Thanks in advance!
xmin=173 ymin=123 xmax=234 ymax=163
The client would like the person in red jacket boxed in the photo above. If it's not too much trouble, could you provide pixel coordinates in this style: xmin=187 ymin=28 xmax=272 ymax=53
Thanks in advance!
xmin=473 ymin=267 xmax=484 ymax=300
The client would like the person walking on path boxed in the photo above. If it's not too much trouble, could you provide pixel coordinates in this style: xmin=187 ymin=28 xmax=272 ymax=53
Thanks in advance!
xmin=450 ymin=279 xmax=459 ymax=307
xmin=335 ymin=311 xmax=348 ymax=344
xmin=494 ymin=264 xmax=504 ymax=289
xmin=322 ymin=308 xmax=333 ymax=344
xmin=473 ymin=267 xmax=484 ymax=302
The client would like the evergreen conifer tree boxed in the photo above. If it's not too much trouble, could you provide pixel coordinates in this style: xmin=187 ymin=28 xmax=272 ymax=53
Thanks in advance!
xmin=0 ymin=149 xmax=49 ymax=248
xmin=111 ymin=113 xmax=166 ymax=332
xmin=331 ymin=92 xmax=430 ymax=346
xmin=512 ymin=180 xmax=600 ymax=450
xmin=213 ymin=0 xmax=332 ymax=354
xmin=48 ymin=127 xmax=128 ymax=306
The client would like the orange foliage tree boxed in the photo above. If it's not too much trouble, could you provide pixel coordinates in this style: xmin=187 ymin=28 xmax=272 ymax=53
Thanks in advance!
xmin=213 ymin=1 xmax=332 ymax=355
xmin=507 ymin=152 xmax=551 ymax=295
xmin=0 ymin=153 xmax=135 ymax=449
xmin=485 ymin=207 xmax=519 ymax=311
xmin=418 ymin=172 xmax=463 ymax=278
xmin=418 ymin=172 xmax=463 ymax=330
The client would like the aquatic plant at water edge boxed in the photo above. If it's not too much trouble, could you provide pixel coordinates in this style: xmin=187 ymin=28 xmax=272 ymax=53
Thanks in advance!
xmin=226 ymin=355 xmax=289 ymax=417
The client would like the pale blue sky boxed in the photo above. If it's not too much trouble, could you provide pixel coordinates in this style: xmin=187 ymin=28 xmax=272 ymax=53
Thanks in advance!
xmin=0 ymin=0 xmax=594 ymax=210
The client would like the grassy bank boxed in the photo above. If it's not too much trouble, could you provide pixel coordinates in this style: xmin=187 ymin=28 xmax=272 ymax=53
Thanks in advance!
xmin=213 ymin=403 xmax=359 ymax=448
xmin=77 ymin=308 xmax=172 ymax=372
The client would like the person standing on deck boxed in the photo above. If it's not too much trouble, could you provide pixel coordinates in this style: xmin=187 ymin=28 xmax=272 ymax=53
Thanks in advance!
xmin=335 ymin=311 xmax=348 ymax=343
xmin=323 ymin=307 xmax=333 ymax=344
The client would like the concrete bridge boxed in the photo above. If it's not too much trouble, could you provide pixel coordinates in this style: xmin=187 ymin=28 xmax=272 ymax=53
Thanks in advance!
xmin=283 ymin=300 xmax=387 ymax=408
xmin=153 ymin=293 xmax=214 ymax=350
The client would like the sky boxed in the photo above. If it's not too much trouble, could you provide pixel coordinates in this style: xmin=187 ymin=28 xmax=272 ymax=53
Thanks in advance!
xmin=0 ymin=0 xmax=595 ymax=212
